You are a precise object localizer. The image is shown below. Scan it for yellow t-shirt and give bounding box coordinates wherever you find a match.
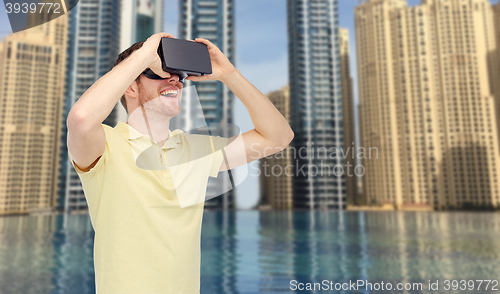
[68,121,228,294]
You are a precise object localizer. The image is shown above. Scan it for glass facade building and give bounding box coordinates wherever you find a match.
[178,0,236,210]
[287,0,346,209]
[59,0,121,213]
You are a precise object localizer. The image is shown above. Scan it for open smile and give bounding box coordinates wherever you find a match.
[160,88,179,98]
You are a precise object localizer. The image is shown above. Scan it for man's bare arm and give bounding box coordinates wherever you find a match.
[218,69,294,172]
[185,38,294,172]
[66,33,174,170]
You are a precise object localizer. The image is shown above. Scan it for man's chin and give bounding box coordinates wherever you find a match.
[161,102,180,110]
[162,107,181,117]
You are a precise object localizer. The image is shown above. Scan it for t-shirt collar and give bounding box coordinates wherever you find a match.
[115,121,182,149]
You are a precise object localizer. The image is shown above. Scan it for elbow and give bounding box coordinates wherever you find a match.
[67,108,94,133]
[67,109,85,129]
[280,128,294,149]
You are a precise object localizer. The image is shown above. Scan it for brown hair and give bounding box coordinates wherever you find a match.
[113,41,145,115]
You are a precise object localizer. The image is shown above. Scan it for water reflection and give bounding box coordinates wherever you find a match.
[255,211,500,294]
[0,214,94,294]
[0,211,499,294]
[201,210,238,294]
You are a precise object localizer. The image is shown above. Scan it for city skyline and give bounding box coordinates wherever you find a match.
[0,0,499,210]
[0,0,368,209]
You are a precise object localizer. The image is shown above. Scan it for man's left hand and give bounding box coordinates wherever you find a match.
[185,38,236,83]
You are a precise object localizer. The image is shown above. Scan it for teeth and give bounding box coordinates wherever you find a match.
[160,89,178,96]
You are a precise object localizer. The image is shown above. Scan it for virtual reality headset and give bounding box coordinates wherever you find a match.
[152,38,212,83]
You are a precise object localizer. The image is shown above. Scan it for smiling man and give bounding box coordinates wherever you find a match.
[66,32,293,294]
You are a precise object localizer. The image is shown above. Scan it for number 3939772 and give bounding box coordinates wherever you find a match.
[5,2,62,14]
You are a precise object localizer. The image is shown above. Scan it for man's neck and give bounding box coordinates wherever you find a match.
[127,106,171,146]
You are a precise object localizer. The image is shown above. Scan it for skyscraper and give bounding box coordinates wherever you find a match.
[287,0,345,209]
[116,0,164,123]
[492,0,500,143]
[60,0,121,213]
[0,14,67,215]
[495,1,500,102]
[178,0,236,209]
[338,28,358,205]
[355,0,500,209]
[259,86,293,209]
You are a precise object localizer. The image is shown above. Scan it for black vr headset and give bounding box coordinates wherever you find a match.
[143,38,212,83]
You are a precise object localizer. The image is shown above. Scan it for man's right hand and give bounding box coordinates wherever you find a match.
[137,32,175,79]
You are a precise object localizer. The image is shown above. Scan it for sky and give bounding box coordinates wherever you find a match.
[0,0,499,209]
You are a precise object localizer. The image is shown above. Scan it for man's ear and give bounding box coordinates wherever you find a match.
[124,80,139,99]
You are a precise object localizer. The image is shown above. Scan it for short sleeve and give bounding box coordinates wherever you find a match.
[208,136,229,178]
[68,130,109,180]
[67,125,110,227]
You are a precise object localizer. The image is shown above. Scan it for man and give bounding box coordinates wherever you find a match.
[66,32,293,293]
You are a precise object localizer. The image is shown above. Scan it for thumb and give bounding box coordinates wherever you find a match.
[187,75,210,82]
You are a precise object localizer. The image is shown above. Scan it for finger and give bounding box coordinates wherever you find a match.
[186,75,208,82]
[152,68,170,79]
[157,32,174,39]
[194,38,216,49]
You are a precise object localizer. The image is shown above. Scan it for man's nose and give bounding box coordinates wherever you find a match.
[167,74,179,83]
